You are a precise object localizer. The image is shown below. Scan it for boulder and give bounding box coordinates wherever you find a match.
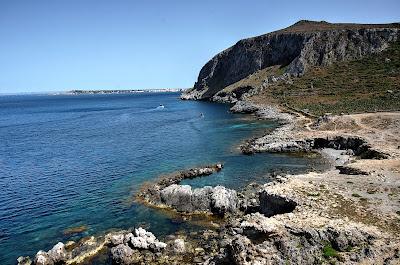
[160,184,239,215]
[111,244,135,265]
[151,241,167,252]
[191,186,213,211]
[211,186,238,216]
[131,236,149,249]
[34,251,53,265]
[172,239,186,254]
[128,227,167,252]
[226,235,253,264]
[47,242,68,263]
[106,232,125,246]
[16,256,32,265]
[160,184,193,212]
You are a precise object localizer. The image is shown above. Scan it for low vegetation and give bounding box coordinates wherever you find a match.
[248,41,400,116]
[322,242,339,259]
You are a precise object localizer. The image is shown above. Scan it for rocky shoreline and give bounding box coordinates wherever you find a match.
[17,100,400,264]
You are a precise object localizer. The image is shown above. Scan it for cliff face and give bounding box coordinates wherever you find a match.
[182,21,400,100]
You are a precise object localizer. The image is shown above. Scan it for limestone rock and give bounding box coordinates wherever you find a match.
[172,239,186,254]
[211,186,238,216]
[127,227,167,252]
[16,256,32,265]
[191,186,213,211]
[230,101,259,114]
[106,232,126,246]
[47,242,68,263]
[160,184,193,212]
[159,184,238,215]
[111,244,135,265]
[131,236,149,249]
[34,251,53,265]
[183,21,400,100]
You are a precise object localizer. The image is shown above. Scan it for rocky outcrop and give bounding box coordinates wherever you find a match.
[159,184,238,216]
[242,122,389,158]
[110,244,136,265]
[259,191,297,217]
[182,20,400,100]
[136,164,242,216]
[33,242,68,265]
[18,228,168,265]
[17,256,32,265]
[136,164,223,206]
[134,162,241,216]
[229,101,260,113]
[171,239,186,254]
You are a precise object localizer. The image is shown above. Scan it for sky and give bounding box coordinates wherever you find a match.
[0,0,399,93]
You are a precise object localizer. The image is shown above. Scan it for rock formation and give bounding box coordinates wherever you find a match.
[136,163,240,216]
[182,20,400,100]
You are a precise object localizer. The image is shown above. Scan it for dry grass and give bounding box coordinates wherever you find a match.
[248,40,400,115]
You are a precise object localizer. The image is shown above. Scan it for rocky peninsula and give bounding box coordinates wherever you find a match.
[17,20,400,264]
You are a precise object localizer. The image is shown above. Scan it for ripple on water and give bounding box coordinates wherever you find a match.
[0,93,329,264]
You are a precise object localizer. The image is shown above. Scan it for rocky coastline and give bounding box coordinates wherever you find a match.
[18,98,400,264]
[17,20,400,265]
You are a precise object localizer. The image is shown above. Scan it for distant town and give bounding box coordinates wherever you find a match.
[66,88,187,95]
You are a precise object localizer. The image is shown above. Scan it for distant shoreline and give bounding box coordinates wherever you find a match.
[0,88,188,96]
[65,88,187,95]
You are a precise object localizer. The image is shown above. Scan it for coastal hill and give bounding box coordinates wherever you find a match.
[182,20,400,114]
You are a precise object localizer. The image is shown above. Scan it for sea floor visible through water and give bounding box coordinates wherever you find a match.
[0,92,329,264]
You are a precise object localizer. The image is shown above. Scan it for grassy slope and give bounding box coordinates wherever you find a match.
[247,40,400,116]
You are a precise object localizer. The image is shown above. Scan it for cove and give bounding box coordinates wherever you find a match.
[0,92,328,264]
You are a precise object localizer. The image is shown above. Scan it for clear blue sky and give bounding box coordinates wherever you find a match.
[0,0,399,93]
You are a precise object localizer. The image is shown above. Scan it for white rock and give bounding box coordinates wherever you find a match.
[131,236,149,249]
[172,238,186,253]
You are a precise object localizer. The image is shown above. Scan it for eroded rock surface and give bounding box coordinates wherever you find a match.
[159,184,238,216]
[182,21,400,100]
[136,164,242,216]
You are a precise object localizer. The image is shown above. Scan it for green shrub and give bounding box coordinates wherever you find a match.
[323,243,339,259]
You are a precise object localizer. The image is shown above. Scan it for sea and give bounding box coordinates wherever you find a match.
[0,92,328,264]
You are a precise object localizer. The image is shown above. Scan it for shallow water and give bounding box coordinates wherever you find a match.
[0,93,328,263]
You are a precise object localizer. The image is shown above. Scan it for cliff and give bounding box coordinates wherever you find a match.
[182,20,400,100]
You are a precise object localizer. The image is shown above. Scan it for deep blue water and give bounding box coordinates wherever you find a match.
[0,93,327,264]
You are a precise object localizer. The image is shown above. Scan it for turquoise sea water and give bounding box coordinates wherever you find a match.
[0,93,327,264]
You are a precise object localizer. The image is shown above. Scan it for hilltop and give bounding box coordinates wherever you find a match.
[182,20,400,116]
